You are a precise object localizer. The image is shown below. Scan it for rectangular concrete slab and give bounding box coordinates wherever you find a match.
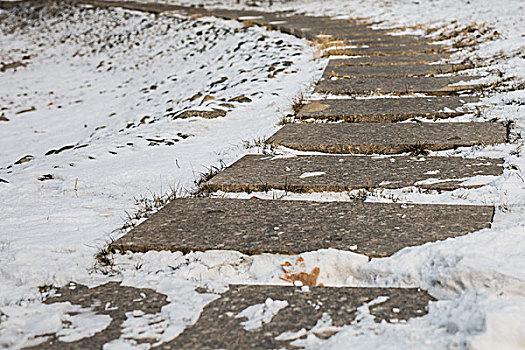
[75,0,184,14]
[340,35,431,47]
[204,154,503,193]
[39,282,435,349]
[305,28,394,39]
[314,76,482,95]
[297,96,479,122]
[30,282,169,349]
[328,54,450,66]
[323,63,473,78]
[164,285,435,349]
[113,198,493,257]
[324,44,446,57]
[268,122,506,154]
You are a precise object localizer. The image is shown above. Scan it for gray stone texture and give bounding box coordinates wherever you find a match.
[324,44,445,57]
[113,198,494,257]
[297,96,479,122]
[163,285,434,349]
[328,54,451,66]
[315,76,482,95]
[324,63,473,78]
[339,35,431,47]
[26,282,435,349]
[73,0,182,14]
[26,282,168,349]
[204,154,503,193]
[268,122,506,154]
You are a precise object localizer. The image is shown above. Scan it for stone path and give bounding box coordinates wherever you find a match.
[328,54,450,65]
[13,0,506,348]
[296,96,479,122]
[314,76,482,95]
[268,122,505,153]
[163,285,434,349]
[34,282,434,349]
[113,198,493,258]
[205,155,502,192]
[323,63,472,78]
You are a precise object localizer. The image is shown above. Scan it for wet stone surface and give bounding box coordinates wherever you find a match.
[113,198,494,257]
[204,154,503,193]
[315,76,482,95]
[162,285,434,349]
[26,282,168,350]
[268,122,506,154]
[324,63,473,78]
[297,96,479,122]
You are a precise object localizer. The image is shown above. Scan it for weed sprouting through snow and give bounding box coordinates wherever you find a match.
[38,283,58,301]
[243,137,275,154]
[401,142,430,156]
[291,92,305,115]
[118,185,184,232]
[91,237,119,276]
[191,161,228,196]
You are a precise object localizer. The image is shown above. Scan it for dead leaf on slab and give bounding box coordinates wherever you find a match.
[280,257,322,286]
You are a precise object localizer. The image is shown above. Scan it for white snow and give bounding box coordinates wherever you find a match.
[0,302,111,348]
[276,313,341,348]
[235,297,289,331]
[299,171,326,179]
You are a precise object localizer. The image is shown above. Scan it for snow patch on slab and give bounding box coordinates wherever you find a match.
[299,171,326,179]
[235,298,289,331]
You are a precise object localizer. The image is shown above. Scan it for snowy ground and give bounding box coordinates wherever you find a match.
[1,0,524,349]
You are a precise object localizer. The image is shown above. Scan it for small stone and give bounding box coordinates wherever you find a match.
[38,174,54,181]
[175,109,227,119]
[15,106,36,115]
[188,92,203,102]
[15,155,34,165]
[229,95,252,103]
[201,95,215,104]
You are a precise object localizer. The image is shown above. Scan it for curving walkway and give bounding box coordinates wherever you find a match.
[17,0,508,348]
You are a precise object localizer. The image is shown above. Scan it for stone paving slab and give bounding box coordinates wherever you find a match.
[31,282,435,349]
[315,76,482,95]
[74,0,180,14]
[164,285,435,349]
[0,0,25,9]
[113,198,493,257]
[324,63,473,78]
[328,54,450,66]
[297,96,479,122]
[340,35,431,47]
[324,44,446,57]
[304,28,393,40]
[27,282,168,349]
[268,122,506,154]
[204,154,503,193]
